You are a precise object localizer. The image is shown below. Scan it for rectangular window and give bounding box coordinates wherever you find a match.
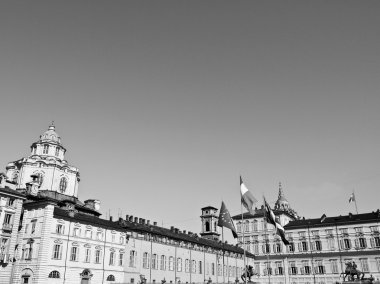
[43,144,49,154]
[95,250,102,263]
[129,250,137,268]
[360,258,369,272]
[85,230,92,239]
[52,244,62,259]
[70,247,78,261]
[185,259,190,272]
[4,213,12,225]
[109,251,115,265]
[24,224,29,234]
[212,263,215,275]
[73,227,80,237]
[177,258,182,272]
[327,238,335,250]
[30,220,37,235]
[97,232,103,241]
[55,147,60,156]
[161,255,166,270]
[288,242,295,252]
[85,248,91,263]
[169,256,174,271]
[330,259,338,274]
[119,253,124,266]
[143,252,150,269]
[56,224,64,234]
[199,261,202,274]
[152,254,157,269]
[289,262,297,275]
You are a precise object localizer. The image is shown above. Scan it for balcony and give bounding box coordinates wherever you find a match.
[2,223,13,232]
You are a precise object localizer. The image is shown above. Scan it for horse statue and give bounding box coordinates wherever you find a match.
[341,261,365,281]
[241,265,257,282]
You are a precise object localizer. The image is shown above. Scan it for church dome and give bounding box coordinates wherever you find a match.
[39,122,61,144]
[274,182,290,210]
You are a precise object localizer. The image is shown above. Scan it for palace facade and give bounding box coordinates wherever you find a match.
[232,185,380,284]
[0,124,253,284]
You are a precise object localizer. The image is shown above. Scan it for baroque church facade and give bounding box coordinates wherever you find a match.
[232,184,380,283]
[0,124,253,284]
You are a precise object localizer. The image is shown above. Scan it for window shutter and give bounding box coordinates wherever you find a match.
[298,243,302,252]
[273,244,276,252]
[363,238,367,248]
[339,239,344,249]
[354,238,359,249]
[370,237,375,248]
[62,225,65,235]
[300,267,305,274]
[311,242,315,251]
[262,244,265,253]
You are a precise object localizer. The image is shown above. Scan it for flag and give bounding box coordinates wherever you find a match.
[217,201,238,238]
[320,213,326,223]
[240,176,257,214]
[264,198,289,245]
[349,192,355,203]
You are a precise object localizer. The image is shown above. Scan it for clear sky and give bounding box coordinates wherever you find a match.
[1,1,379,241]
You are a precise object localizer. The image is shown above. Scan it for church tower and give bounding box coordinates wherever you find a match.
[5,123,80,198]
[200,206,220,241]
[274,182,299,219]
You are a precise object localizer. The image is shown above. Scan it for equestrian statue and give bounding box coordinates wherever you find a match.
[241,265,258,282]
[341,261,365,282]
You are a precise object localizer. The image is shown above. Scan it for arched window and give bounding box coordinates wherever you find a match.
[36,173,44,186]
[48,270,60,278]
[107,275,115,281]
[59,177,67,193]
[205,221,210,231]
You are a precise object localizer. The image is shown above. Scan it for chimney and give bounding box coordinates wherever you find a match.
[125,215,129,220]
[170,226,174,231]
[129,216,133,222]
[139,218,143,224]
[110,216,113,221]
[183,230,186,234]
[142,219,145,225]
[153,221,157,226]
[147,220,150,225]
[134,217,138,223]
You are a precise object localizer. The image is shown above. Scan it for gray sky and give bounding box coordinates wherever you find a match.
[1,1,379,240]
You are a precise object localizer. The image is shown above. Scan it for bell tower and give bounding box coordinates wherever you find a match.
[200,206,220,241]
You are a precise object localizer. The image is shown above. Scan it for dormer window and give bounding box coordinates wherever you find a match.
[55,147,60,157]
[43,144,49,154]
[59,177,67,193]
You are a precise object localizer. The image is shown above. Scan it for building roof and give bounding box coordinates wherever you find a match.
[0,187,26,199]
[285,210,380,229]
[53,207,254,257]
[201,205,218,211]
[231,207,295,220]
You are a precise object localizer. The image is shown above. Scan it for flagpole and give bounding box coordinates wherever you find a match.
[241,202,247,284]
[353,189,359,214]
[222,227,225,284]
[263,197,271,284]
